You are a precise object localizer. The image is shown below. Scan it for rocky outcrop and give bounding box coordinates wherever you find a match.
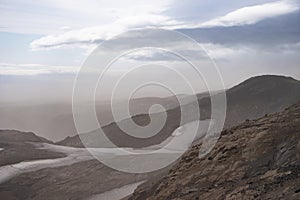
[130,102,300,200]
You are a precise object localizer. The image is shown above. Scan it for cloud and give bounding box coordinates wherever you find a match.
[29,0,299,50]
[121,43,249,62]
[0,0,173,35]
[0,63,79,75]
[201,43,250,60]
[30,14,180,50]
[180,11,300,47]
[198,0,299,28]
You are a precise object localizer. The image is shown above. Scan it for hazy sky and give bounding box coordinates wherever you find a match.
[0,0,299,102]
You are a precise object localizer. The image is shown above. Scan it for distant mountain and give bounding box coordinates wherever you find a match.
[0,130,64,166]
[0,96,181,141]
[129,101,300,199]
[58,75,300,148]
[56,107,182,148]
[0,130,52,143]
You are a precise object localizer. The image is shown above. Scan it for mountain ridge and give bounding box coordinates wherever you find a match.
[57,75,300,148]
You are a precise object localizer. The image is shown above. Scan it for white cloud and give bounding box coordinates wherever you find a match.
[199,0,299,28]
[0,63,79,75]
[200,43,250,60]
[0,0,173,35]
[30,14,181,50]
[30,14,176,50]
[29,0,299,50]
[115,43,250,63]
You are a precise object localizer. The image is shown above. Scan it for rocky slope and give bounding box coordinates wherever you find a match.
[58,75,300,148]
[129,102,300,200]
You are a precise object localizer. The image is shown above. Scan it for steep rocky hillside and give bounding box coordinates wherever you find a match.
[129,102,300,200]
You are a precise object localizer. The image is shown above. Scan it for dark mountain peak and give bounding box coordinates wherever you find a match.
[223,75,300,127]
[228,74,299,94]
[242,74,296,82]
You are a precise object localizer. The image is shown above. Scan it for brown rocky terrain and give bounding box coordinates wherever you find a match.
[129,102,300,200]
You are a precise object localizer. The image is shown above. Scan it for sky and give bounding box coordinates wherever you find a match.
[0,0,299,103]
